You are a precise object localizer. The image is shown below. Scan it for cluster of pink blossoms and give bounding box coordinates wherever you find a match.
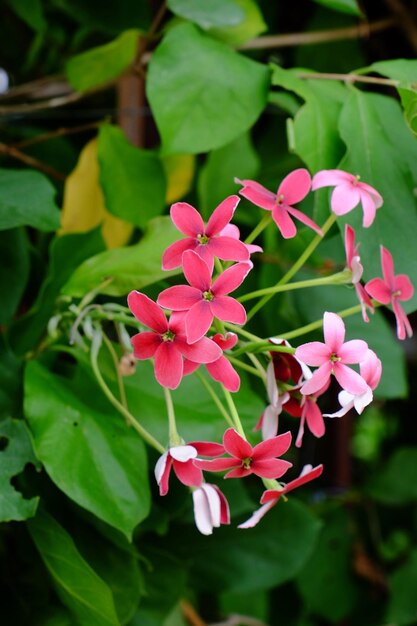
[127,167,414,534]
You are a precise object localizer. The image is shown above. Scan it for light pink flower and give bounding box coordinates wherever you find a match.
[127,292,222,389]
[365,246,414,340]
[155,441,225,496]
[324,349,382,418]
[235,169,322,239]
[195,427,292,479]
[255,362,289,440]
[192,483,230,535]
[183,332,240,392]
[162,196,249,273]
[344,224,374,322]
[312,169,383,228]
[295,381,329,448]
[295,312,369,396]
[219,223,263,256]
[158,250,251,344]
[238,464,323,529]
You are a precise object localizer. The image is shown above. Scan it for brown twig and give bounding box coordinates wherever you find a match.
[181,600,208,626]
[13,119,109,149]
[0,142,66,181]
[295,71,402,87]
[384,0,417,53]
[239,17,396,50]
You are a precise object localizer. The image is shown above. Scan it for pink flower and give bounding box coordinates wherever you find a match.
[344,224,374,322]
[312,169,383,228]
[255,362,290,440]
[192,483,230,535]
[219,223,263,256]
[324,349,382,418]
[238,464,323,529]
[155,442,225,496]
[295,312,369,396]
[295,381,329,448]
[365,246,414,340]
[127,292,222,389]
[183,332,240,392]
[162,196,249,273]
[235,169,322,239]
[157,250,251,344]
[195,427,292,479]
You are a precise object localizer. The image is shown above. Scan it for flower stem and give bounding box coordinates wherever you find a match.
[245,212,272,245]
[280,303,364,341]
[247,354,267,381]
[196,371,234,427]
[228,356,265,379]
[163,387,181,447]
[238,269,351,303]
[223,322,262,342]
[222,388,246,439]
[246,213,337,321]
[90,330,165,453]
[232,341,296,359]
[102,333,128,409]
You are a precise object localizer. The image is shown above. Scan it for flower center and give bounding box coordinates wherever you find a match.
[242,457,252,470]
[352,174,361,186]
[197,233,209,245]
[162,330,175,342]
[330,353,341,363]
[275,193,285,205]
[203,290,214,301]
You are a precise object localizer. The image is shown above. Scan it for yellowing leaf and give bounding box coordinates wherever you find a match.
[162,153,195,204]
[60,139,133,249]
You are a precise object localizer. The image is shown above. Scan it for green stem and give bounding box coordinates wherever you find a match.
[196,371,234,427]
[246,213,336,321]
[223,322,262,342]
[222,388,246,438]
[238,269,350,303]
[92,310,142,328]
[232,341,295,359]
[280,303,364,342]
[228,356,264,379]
[247,354,267,381]
[90,332,165,453]
[244,212,272,245]
[102,333,128,409]
[78,277,114,310]
[163,387,181,446]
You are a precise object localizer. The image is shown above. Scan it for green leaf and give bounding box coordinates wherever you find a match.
[52,0,150,35]
[10,229,105,356]
[0,169,60,231]
[386,550,417,625]
[0,418,39,522]
[311,0,362,16]
[67,30,140,92]
[28,509,119,626]
[369,448,417,505]
[0,338,23,418]
[0,228,29,325]
[169,499,321,593]
[5,0,46,31]
[208,0,267,46]
[398,87,417,136]
[147,23,270,154]
[98,125,166,227]
[367,58,417,83]
[167,0,244,29]
[338,89,417,313]
[297,507,358,621]
[24,360,151,538]
[197,132,260,219]
[62,216,180,298]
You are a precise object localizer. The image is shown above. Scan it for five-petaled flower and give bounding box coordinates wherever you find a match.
[365,246,414,340]
[192,483,230,535]
[235,169,323,239]
[238,465,323,529]
[295,311,369,396]
[195,427,292,479]
[127,292,222,389]
[344,224,374,322]
[312,169,383,228]
[157,250,251,344]
[183,332,240,392]
[162,196,249,273]
[154,442,225,495]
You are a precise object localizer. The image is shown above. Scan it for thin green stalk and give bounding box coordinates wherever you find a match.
[232,341,295,359]
[228,357,264,379]
[238,269,350,303]
[222,388,246,438]
[78,277,114,310]
[223,322,263,342]
[280,303,363,341]
[247,353,267,381]
[246,213,337,321]
[196,371,234,427]
[90,332,165,453]
[244,212,272,245]
[163,387,181,446]
[102,333,128,409]
[92,309,142,328]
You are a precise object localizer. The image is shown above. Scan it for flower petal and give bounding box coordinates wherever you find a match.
[238,501,276,529]
[323,311,345,352]
[169,445,198,462]
[194,457,240,472]
[277,168,311,205]
[271,205,297,239]
[162,238,196,271]
[177,336,222,363]
[131,332,161,359]
[205,195,240,236]
[185,301,214,344]
[191,442,225,456]
[208,236,250,263]
[207,356,240,392]
[182,249,212,291]
[301,362,333,395]
[365,277,391,304]
[252,458,292,479]
[157,285,201,311]
[338,339,368,364]
[154,342,183,389]
[223,428,252,459]
[155,454,172,496]
[380,246,395,288]
[252,431,292,460]
[210,296,247,325]
[295,341,330,366]
[304,400,325,437]
[200,483,221,527]
[235,178,276,211]
[212,262,252,296]
[173,458,202,487]
[394,274,414,302]
[330,184,361,215]
[170,202,204,236]
[359,190,377,228]
[312,169,352,190]
[192,487,213,535]
[127,291,167,332]
[333,362,368,395]
[285,206,323,236]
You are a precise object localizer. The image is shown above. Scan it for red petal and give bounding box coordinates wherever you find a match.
[223,428,252,459]
[271,205,297,239]
[207,356,240,392]
[277,168,311,205]
[236,179,276,211]
[185,301,214,344]
[162,238,195,270]
[157,285,201,311]
[131,332,161,359]
[177,335,222,363]
[208,236,250,263]
[212,262,252,296]
[252,431,292,460]
[252,458,292,479]
[127,291,167,332]
[205,195,239,236]
[173,459,203,487]
[182,249,212,291]
[154,342,183,389]
[170,202,204,236]
[210,296,247,325]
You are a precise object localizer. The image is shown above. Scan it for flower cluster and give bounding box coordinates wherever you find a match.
[127,167,413,534]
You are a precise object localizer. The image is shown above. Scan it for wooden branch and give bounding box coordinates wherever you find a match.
[0,142,66,181]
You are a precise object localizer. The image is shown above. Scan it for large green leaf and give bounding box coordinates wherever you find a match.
[98,125,166,228]
[311,0,362,15]
[338,89,417,313]
[28,509,119,626]
[208,0,267,46]
[0,338,23,418]
[386,550,417,625]
[147,23,270,154]
[0,169,60,231]
[67,30,140,92]
[52,0,150,34]
[368,448,417,505]
[168,499,321,593]
[0,228,29,325]
[0,418,39,522]
[197,132,260,219]
[62,216,180,297]
[296,507,358,621]
[167,0,244,29]
[24,360,151,538]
